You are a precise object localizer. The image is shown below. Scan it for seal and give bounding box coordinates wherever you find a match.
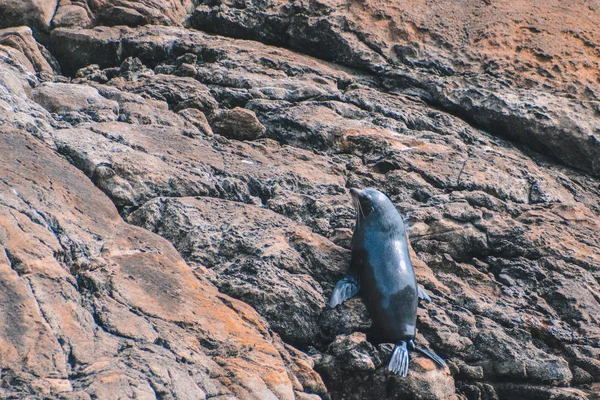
[330,188,446,376]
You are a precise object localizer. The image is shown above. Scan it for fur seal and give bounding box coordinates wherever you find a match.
[330,188,446,376]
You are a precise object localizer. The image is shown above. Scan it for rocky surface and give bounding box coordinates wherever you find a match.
[0,1,599,399]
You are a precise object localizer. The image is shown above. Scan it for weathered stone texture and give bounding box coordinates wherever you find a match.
[0,1,599,399]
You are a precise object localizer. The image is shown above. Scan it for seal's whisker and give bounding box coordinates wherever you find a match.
[357,199,365,221]
[352,197,362,226]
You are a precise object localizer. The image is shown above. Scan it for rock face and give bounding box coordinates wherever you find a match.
[190,0,600,177]
[0,1,599,400]
[0,130,325,400]
[0,0,58,32]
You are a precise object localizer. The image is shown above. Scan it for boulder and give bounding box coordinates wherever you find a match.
[212,107,266,141]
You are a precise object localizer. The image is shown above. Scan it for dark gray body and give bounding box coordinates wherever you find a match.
[350,190,418,342]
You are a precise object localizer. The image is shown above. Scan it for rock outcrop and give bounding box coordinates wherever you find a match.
[0,1,599,399]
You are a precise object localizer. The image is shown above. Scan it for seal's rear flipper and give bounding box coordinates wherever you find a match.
[329,275,359,308]
[412,344,446,369]
[417,285,431,302]
[388,341,410,377]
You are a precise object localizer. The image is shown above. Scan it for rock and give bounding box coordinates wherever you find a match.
[212,107,266,141]
[189,2,386,70]
[0,0,58,32]
[52,0,93,28]
[0,26,57,76]
[52,123,214,208]
[0,127,318,399]
[177,108,213,136]
[457,383,499,400]
[316,333,458,400]
[1,0,195,31]
[471,320,573,385]
[119,56,145,74]
[190,0,600,177]
[1,2,600,399]
[100,71,220,117]
[0,53,55,142]
[128,196,349,347]
[49,26,128,76]
[26,22,600,398]
[430,85,600,178]
[50,116,347,219]
[571,366,593,385]
[88,0,196,27]
[493,383,589,400]
[32,82,120,124]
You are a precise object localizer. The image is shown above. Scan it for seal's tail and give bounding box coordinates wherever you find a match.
[388,341,410,376]
[412,344,447,369]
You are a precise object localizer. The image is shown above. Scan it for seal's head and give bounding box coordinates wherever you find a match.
[349,188,404,229]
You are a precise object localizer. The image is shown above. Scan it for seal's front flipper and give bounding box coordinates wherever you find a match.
[412,343,446,369]
[388,341,410,377]
[417,285,431,302]
[329,275,359,308]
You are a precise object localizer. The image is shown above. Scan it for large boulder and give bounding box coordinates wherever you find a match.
[0,0,58,31]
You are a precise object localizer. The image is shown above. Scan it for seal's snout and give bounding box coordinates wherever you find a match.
[349,187,361,197]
